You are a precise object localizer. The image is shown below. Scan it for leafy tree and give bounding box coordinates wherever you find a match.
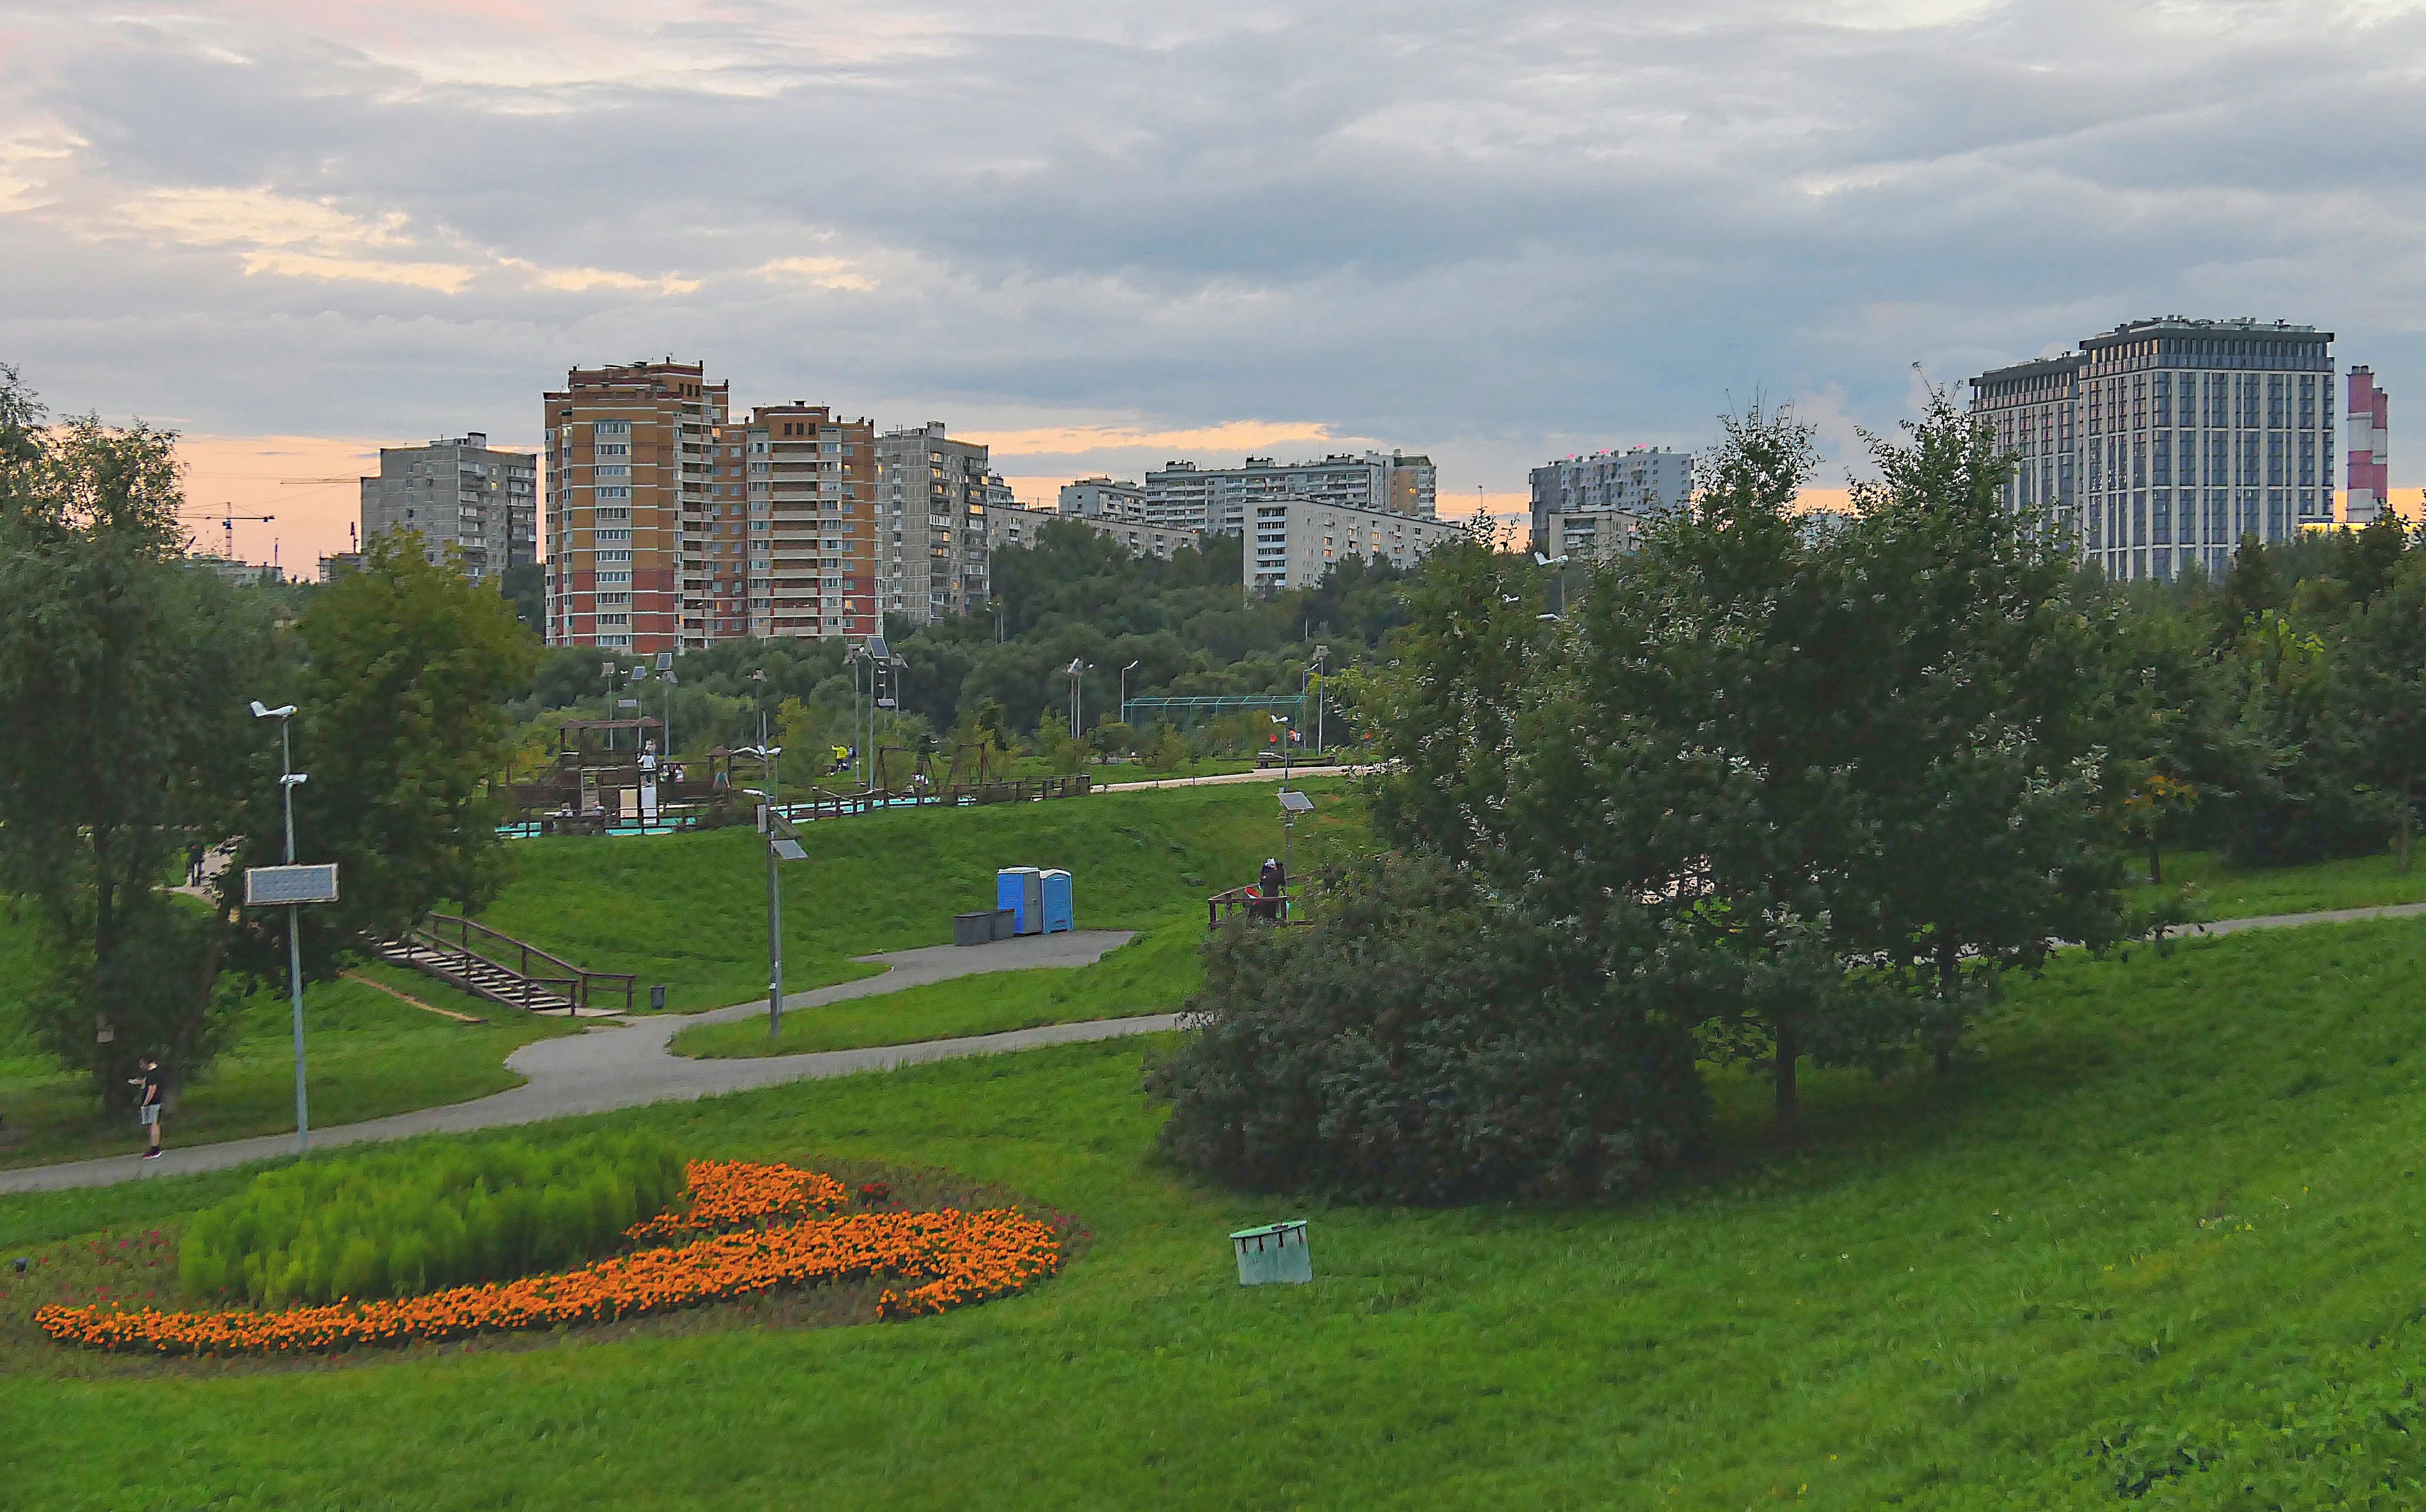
[500,561,545,632]
[2345,554,2426,872]
[223,532,538,971]
[1149,855,1707,1203]
[0,371,276,1103]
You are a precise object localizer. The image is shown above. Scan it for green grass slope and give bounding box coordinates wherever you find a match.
[0,943,572,1171]
[671,914,1205,1057]
[8,919,2426,1506]
[2134,846,2426,919]
[478,780,1357,1010]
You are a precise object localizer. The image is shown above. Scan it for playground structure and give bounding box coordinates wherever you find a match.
[497,720,1088,839]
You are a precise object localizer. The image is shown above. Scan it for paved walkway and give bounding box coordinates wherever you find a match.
[1090,765,1379,793]
[13,897,2423,1197]
[0,930,1172,1195]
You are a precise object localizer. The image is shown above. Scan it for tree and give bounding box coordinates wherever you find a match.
[500,561,546,633]
[223,533,539,972]
[1149,854,1708,1202]
[2345,554,2426,872]
[0,371,277,1103]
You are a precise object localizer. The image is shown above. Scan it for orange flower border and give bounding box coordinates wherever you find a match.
[36,1163,1062,1357]
[624,1160,847,1243]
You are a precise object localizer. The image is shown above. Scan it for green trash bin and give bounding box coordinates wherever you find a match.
[1231,1220,1312,1285]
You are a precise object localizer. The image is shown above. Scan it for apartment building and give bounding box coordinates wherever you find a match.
[703,403,878,643]
[875,422,990,626]
[1541,508,1651,564]
[1246,497,1459,593]
[1059,476,1146,521]
[544,362,726,653]
[2348,366,2391,525]
[987,502,1201,562]
[359,432,537,583]
[1146,451,1437,533]
[1527,445,1691,552]
[1972,317,2338,581]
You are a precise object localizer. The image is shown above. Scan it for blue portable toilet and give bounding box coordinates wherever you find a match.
[997,867,1044,935]
[1040,869,1073,934]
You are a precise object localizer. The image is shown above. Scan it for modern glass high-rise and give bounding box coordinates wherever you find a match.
[1972,318,2336,582]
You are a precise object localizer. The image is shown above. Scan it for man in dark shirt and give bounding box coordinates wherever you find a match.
[132,1055,165,1158]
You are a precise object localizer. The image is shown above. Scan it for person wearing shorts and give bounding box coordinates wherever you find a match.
[132,1055,164,1158]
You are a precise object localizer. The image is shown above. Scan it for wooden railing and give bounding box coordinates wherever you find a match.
[422,913,637,1015]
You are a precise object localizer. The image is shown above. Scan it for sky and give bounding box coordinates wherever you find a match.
[2,0,2422,569]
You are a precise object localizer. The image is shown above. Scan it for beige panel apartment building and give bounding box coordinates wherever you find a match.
[1247,497,1459,593]
[702,404,877,642]
[544,362,727,654]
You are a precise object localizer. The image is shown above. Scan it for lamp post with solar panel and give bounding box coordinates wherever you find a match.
[740,742,803,1040]
[246,699,336,1154]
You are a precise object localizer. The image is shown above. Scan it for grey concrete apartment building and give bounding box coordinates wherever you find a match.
[1146,451,1437,533]
[875,422,991,626]
[987,502,1200,563]
[1059,475,1147,521]
[1247,497,1459,593]
[1971,317,2337,581]
[1526,445,1692,557]
[359,432,537,585]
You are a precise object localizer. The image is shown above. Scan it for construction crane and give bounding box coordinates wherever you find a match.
[176,507,275,560]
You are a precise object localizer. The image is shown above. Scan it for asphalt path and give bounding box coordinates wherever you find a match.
[0,929,1166,1195]
[11,898,2424,1197]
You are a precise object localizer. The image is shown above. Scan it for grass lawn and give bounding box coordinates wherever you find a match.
[6,917,2426,1506]
[0,951,573,1172]
[477,778,1360,1012]
[671,912,1205,1057]
[2135,845,2426,919]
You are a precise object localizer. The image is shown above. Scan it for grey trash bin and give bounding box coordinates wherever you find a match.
[991,907,1017,941]
[1232,1220,1312,1285]
[952,911,994,948]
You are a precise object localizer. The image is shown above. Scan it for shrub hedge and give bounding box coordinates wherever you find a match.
[1148,855,1708,1204]
[177,1132,686,1307]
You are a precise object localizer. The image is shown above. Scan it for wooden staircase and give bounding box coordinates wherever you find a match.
[365,915,637,1018]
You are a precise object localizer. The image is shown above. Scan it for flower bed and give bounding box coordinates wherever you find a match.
[36,1162,1060,1357]
[623,1159,847,1243]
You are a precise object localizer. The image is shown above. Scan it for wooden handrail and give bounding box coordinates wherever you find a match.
[423,914,637,1015]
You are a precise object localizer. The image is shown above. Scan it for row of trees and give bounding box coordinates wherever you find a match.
[1156,393,2297,1202]
[0,369,532,1108]
[502,525,1408,763]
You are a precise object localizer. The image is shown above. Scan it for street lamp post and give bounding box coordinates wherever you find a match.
[1120,659,1139,730]
[250,700,311,1153]
[741,744,785,1039]
[1310,645,1327,755]
[1269,713,1293,784]
[1533,551,1571,620]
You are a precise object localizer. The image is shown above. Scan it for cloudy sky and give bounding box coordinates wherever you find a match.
[3,0,2421,567]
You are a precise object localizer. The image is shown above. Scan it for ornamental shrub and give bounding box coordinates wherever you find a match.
[178,1132,685,1305]
[1147,855,1707,1204]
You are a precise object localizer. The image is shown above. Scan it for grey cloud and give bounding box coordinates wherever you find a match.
[3,0,2422,495]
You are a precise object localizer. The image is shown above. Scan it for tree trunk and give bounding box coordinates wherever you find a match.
[1773,1018,1799,1139]
[2401,767,2415,876]
[1933,942,1961,1075]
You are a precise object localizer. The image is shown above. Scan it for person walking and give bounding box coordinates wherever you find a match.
[184,841,205,887]
[130,1055,165,1158]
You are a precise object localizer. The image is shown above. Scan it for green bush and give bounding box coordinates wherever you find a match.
[177,1132,686,1306]
[1147,855,1707,1204]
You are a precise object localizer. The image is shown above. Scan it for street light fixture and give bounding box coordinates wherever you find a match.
[739,741,790,1039]
[1119,660,1140,729]
[249,700,311,1152]
[1533,550,1571,620]
[1066,658,1090,742]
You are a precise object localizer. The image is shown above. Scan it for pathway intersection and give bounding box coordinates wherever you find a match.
[0,929,1165,1195]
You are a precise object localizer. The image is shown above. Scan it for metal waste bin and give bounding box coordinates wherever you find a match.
[992,907,1017,941]
[952,911,995,948]
[649,984,667,1012]
[1232,1220,1312,1285]
[996,867,1044,935]
[1040,869,1073,934]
